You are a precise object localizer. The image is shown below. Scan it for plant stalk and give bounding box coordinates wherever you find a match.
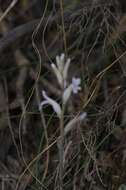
[59,104,65,190]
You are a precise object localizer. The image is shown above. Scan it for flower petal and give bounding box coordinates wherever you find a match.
[62,84,72,105]
[39,100,48,111]
[60,53,65,63]
[42,91,62,118]
[56,53,65,72]
[56,55,60,68]
[72,77,81,94]
[51,63,63,86]
[72,77,81,85]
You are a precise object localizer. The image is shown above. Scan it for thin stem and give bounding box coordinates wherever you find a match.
[59,109,64,190]
[59,105,64,190]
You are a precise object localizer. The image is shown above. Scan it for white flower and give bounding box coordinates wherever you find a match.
[72,77,81,94]
[62,77,82,105]
[39,91,62,118]
[51,53,71,87]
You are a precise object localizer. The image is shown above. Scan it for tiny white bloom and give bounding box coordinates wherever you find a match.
[39,91,62,118]
[72,77,81,94]
[62,77,82,104]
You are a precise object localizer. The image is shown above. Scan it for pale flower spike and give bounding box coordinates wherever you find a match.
[51,53,71,88]
[39,91,62,118]
[40,54,84,116]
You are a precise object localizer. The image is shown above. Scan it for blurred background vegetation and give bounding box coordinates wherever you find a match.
[0,0,126,189]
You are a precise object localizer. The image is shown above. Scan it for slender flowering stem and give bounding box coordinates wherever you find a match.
[39,53,86,190]
[58,83,65,190]
[58,104,64,190]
